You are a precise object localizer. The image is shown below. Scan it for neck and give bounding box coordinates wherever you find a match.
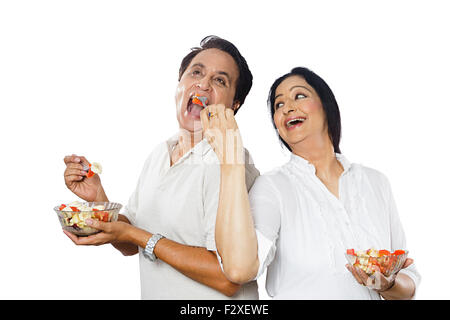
[174,128,204,157]
[290,135,341,177]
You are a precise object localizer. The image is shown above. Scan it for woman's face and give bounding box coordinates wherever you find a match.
[273,75,328,150]
[175,48,240,133]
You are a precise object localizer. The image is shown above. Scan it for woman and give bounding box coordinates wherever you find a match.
[202,67,421,299]
[62,36,260,299]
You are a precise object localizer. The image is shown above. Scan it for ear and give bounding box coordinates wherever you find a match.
[232,100,241,112]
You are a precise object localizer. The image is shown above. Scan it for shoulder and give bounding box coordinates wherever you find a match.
[355,164,390,186]
[140,140,167,170]
[249,166,288,199]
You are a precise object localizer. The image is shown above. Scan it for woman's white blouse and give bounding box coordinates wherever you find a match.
[251,153,421,299]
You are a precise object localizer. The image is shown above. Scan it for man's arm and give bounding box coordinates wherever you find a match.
[123,222,241,297]
[66,215,241,297]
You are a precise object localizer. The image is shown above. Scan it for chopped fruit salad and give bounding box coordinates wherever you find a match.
[58,201,109,230]
[346,248,407,276]
[83,162,102,178]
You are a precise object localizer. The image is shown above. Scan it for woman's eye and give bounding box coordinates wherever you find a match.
[275,102,284,109]
[295,93,306,99]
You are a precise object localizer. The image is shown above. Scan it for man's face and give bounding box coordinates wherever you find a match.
[175,48,240,133]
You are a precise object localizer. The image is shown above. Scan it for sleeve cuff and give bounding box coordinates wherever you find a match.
[254,229,277,279]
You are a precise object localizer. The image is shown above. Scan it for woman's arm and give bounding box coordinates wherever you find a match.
[379,272,416,300]
[215,164,259,284]
[200,105,259,284]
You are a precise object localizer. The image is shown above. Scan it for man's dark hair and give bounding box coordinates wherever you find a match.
[268,67,342,153]
[178,35,253,114]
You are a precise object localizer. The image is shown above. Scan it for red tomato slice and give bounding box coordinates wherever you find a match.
[379,250,390,256]
[394,250,405,256]
[86,168,95,178]
[347,249,356,256]
[70,207,80,212]
[59,204,67,210]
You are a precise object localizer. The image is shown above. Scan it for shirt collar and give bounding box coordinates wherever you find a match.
[166,133,212,158]
[289,152,352,174]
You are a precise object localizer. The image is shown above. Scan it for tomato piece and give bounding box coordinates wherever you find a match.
[59,204,67,210]
[394,250,405,256]
[101,212,109,222]
[86,168,95,178]
[70,206,80,212]
[94,211,109,222]
[379,250,390,256]
[347,249,356,256]
[192,97,202,106]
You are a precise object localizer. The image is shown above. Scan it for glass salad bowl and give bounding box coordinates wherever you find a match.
[54,201,122,236]
[345,248,409,277]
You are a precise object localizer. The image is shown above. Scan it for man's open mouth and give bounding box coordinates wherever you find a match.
[187,94,208,118]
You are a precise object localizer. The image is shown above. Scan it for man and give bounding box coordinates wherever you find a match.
[62,36,260,299]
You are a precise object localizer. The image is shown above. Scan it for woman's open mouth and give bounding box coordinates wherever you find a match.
[285,116,306,130]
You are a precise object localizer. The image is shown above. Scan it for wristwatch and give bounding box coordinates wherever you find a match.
[143,233,165,262]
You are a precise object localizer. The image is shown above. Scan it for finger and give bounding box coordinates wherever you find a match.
[346,265,364,285]
[200,108,210,130]
[65,175,84,184]
[85,218,107,231]
[402,258,414,269]
[64,155,82,165]
[217,104,227,123]
[64,168,87,178]
[208,104,219,127]
[355,267,370,285]
[65,163,85,171]
[225,107,234,122]
[78,156,90,168]
[63,229,81,245]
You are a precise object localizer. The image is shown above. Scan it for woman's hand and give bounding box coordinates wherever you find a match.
[63,154,108,202]
[63,219,132,246]
[200,104,245,166]
[346,258,414,293]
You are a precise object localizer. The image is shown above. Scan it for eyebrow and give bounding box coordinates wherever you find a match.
[274,85,313,100]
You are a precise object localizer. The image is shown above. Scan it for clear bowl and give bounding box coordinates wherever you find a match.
[54,201,122,236]
[345,249,409,277]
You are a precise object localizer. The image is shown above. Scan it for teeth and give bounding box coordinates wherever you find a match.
[287,118,305,126]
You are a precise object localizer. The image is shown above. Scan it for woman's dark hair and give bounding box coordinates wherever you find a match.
[178,35,253,114]
[268,67,342,153]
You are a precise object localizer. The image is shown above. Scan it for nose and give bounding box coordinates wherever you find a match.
[196,76,211,91]
[282,103,296,115]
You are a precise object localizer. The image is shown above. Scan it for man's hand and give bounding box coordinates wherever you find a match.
[63,219,132,246]
[63,154,107,202]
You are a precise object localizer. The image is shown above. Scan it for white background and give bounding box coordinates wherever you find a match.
[1,0,449,299]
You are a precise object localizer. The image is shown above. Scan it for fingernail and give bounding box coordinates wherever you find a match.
[74,157,80,163]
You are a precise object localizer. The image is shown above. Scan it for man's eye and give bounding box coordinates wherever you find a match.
[295,93,306,99]
[192,70,201,76]
[215,77,226,85]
